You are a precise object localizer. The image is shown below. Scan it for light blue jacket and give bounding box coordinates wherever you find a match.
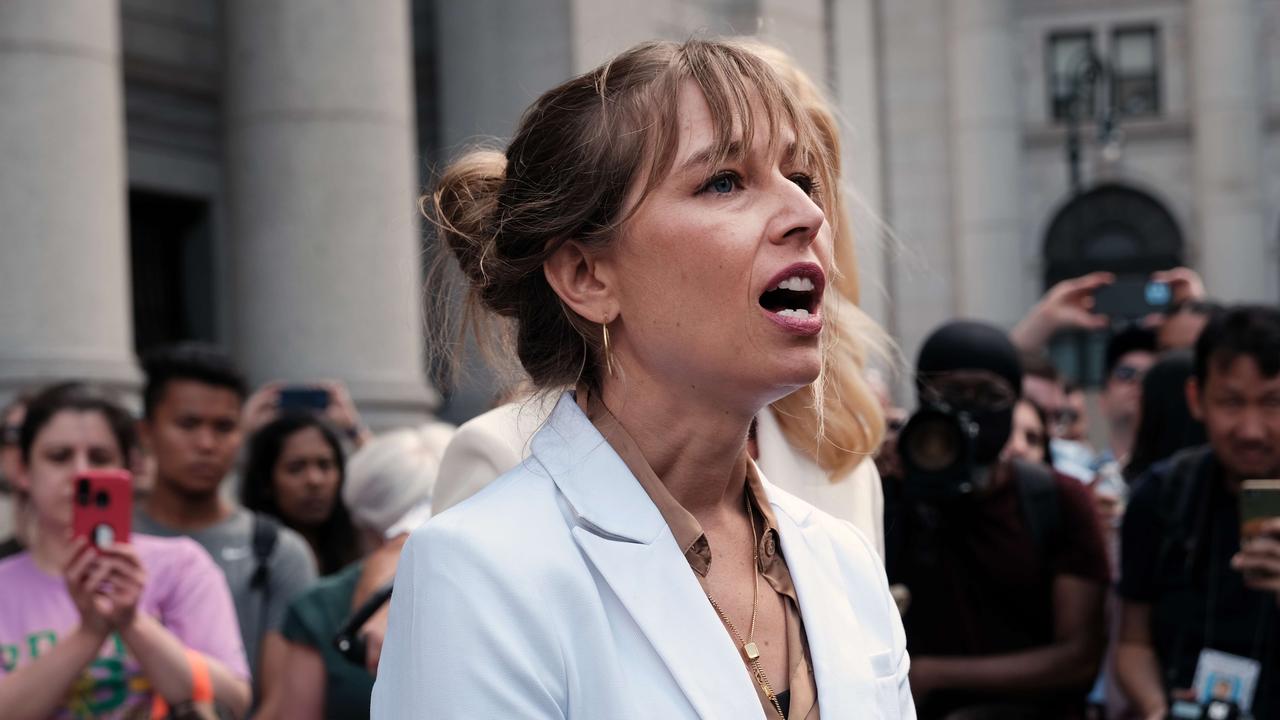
[372,393,915,719]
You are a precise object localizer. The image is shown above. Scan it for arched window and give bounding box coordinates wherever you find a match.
[1042,184,1183,386]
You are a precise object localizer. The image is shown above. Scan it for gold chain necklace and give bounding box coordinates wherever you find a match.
[705,493,785,720]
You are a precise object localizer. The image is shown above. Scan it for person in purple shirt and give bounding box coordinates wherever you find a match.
[0,383,250,720]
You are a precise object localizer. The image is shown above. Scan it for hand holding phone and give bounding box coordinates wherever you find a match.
[1234,480,1280,592]
[72,470,132,550]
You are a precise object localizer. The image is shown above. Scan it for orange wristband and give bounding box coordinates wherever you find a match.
[187,649,213,703]
[149,649,213,718]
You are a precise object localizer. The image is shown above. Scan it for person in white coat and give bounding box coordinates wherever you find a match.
[373,38,913,719]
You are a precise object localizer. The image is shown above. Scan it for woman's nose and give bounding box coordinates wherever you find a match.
[769,177,824,247]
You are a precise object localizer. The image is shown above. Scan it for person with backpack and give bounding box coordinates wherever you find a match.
[132,344,318,712]
[1116,305,1280,720]
[884,321,1110,719]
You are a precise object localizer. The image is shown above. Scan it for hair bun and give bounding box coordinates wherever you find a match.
[427,150,508,297]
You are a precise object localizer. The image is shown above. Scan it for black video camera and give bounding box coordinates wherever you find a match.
[896,399,992,503]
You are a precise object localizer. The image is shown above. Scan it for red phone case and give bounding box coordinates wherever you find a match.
[71,469,133,549]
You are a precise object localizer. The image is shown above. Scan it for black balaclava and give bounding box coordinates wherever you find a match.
[915,320,1024,465]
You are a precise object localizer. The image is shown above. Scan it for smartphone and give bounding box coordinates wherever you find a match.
[279,386,331,412]
[1240,479,1280,542]
[72,469,133,550]
[1093,277,1172,320]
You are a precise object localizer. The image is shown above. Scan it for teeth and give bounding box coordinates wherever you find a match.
[776,308,812,318]
[775,276,815,292]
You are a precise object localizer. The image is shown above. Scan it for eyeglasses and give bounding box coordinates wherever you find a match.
[920,370,1018,414]
[1111,364,1147,384]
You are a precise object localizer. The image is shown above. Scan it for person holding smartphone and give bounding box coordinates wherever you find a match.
[0,383,250,720]
[1116,306,1280,719]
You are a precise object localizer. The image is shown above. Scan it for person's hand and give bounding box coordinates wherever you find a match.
[320,380,371,446]
[65,539,146,634]
[1231,518,1280,600]
[1150,267,1206,305]
[360,602,390,674]
[1010,272,1114,352]
[242,381,283,436]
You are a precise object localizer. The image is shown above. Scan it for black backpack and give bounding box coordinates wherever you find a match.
[249,512,280,643]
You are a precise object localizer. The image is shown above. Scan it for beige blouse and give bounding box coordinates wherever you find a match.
[582,391,820,720]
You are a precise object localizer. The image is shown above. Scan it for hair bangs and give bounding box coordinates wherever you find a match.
[613,39,837,229]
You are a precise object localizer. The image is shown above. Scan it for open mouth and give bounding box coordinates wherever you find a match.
[759,263,824,317]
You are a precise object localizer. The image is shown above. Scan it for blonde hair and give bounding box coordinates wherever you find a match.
[427,39,837,390]
[749,41,890,475]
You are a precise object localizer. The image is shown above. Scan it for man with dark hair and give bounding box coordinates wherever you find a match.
[133,343,317,702]
[886,321,1109,719]
[1116,305,1280,719]
[1099,326,1158,466]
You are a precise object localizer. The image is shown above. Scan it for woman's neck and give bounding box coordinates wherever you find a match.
[599,372,757,518]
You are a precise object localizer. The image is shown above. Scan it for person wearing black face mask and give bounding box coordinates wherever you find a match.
[883,321,1110,720]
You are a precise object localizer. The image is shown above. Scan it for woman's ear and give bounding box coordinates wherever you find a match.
[543,240,618,323]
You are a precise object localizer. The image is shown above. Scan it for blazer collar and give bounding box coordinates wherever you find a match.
[532,393,765,718]
[767,480,883,715]
[530,393,884,717]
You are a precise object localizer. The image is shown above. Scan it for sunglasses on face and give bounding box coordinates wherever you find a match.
[1111,364,1146,384]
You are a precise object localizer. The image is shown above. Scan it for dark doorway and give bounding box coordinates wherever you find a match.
[128,190,216,354]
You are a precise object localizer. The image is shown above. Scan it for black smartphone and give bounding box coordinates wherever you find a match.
[278,386,331,412]
[1093,277,1171,320]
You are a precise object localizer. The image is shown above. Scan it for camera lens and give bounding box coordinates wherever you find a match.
[904,414,961,472]
[95,490,110,508]
[76,479,91,505]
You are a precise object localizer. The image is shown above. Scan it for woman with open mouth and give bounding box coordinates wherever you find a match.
[372,38,914,720]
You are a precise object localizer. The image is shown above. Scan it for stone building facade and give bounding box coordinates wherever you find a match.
[2,0,1278,424]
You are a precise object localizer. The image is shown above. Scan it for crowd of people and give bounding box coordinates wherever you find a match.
[0,35,1277,720]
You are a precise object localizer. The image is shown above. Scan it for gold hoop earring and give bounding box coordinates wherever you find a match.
[601,320,615,378]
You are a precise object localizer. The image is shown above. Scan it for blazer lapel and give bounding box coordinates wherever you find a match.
[766,479,883,717]
[531,394,765,720]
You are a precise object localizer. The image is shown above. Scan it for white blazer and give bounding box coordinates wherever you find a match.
[372,393,914,719]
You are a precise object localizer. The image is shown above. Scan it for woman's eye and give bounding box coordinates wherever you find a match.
[701,173,739,195]
[790,173,819,196]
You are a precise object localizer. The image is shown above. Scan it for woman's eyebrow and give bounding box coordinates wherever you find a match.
[678,139,802,174]
[677,139,745,174]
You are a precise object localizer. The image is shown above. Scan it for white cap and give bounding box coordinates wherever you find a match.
[342,422,455,537]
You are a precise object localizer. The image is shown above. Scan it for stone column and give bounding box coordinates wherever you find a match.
[832,0,889,328]
[225,0,435,429]
[0,0,138,399]
[1189,0,1272,302]
[947,0,1023,324]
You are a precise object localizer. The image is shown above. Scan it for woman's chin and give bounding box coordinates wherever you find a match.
[762,353,822,394]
